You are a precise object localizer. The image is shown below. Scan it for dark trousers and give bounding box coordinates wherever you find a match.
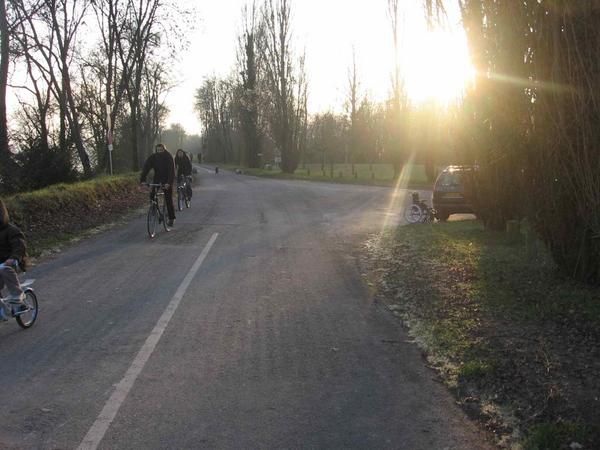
[150,187,176,221]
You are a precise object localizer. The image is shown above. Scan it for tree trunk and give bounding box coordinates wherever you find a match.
[0,0,8,161]
[63,65,92,177]
[130,103,139,171]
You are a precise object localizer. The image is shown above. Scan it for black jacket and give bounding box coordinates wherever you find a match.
[0,199,27,270]
[0,222,26,263]
[175,153,192,177]
[140,150,176,185]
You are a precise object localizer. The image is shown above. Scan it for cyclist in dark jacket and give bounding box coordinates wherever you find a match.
[175,149,193,199]
[174,149,192,178]
[140,143,176,226]
[0,199,27,303]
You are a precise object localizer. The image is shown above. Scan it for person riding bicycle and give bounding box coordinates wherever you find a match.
[174,149,193,199]
[140,143,176,227]
[0,199,28,306]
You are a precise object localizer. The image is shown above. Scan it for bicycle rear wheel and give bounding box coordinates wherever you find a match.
[16,290,38,329]
[147,204,158,238]
[404,204,423,224]
[177,188,184,211]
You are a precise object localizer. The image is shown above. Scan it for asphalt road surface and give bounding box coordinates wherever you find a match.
[0,167,492,449]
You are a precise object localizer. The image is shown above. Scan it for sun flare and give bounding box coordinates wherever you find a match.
[402,29,475,105]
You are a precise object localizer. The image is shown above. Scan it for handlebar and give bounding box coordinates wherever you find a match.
[0,261,20,273]
[142,182,169,189]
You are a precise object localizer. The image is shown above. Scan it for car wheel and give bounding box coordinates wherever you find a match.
[436,210,449,222]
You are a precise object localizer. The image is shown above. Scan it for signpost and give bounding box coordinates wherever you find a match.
[106,104,113,175]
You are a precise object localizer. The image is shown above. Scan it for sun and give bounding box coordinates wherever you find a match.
[402,29,475,105]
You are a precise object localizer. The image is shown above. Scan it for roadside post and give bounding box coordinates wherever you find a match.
[106,104,113,176]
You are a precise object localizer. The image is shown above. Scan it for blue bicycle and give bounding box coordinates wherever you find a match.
[0,268,38,329]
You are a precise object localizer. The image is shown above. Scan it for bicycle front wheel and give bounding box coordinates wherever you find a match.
[177,188,184,211]
[404,204,423,224]
[185,188,191,209]
[16,290,38,329]
[147,204,158,238]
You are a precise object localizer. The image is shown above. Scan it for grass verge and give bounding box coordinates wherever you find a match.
[5,174,146,258]
[364,220,600,448]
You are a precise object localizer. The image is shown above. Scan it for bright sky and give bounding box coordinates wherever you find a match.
[166,0,472,136]
[6,1,471,138]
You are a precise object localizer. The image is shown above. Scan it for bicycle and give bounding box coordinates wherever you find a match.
[404,192,437,224]
[0,265,38,329]
[176,175,192,211]
[145,183,170,238]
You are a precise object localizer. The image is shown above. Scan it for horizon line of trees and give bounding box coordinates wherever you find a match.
[195,0,308,174]
[194,0,456,181]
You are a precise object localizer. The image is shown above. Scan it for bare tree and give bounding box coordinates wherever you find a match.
[0,0,10,164]
[385,0,409,179]
[115,0,161,171]
[346,47,360,175]
[89,0,132,173]
[260,0,307,173]
[0,0,35,188]
[139,61,170,156]
[237,1,261,168]
[12,3,53,153]
[13,0,93,176]
[195,76,238,164]
[387,0,402,109]
[308,112,345,176]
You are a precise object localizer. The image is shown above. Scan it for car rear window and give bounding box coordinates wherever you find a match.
[437,171,463,188]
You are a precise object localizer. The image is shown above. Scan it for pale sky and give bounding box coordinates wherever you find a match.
[6,0,470,138]
[165,0,470,136]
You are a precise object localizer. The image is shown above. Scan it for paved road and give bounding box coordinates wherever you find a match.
[0,168,491,449]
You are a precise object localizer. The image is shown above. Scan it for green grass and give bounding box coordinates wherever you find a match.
[397,220,600,325]
[524,422,590,450]
[5,173,145,257]
[458,359,496,381]
[374,219,600,447]
[7,173,139,209]
[222,163,432,188]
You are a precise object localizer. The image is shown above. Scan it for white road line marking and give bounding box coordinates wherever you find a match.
[78,233,219,450]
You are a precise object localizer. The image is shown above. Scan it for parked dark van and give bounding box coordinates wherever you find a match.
[432,165,477,221]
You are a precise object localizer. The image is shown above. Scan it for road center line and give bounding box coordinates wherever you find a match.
[78,232,219,450]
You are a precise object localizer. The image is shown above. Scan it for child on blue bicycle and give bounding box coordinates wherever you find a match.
[0,199,27,304]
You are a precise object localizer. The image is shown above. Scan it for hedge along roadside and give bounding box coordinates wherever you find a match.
[4,174,147,257]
